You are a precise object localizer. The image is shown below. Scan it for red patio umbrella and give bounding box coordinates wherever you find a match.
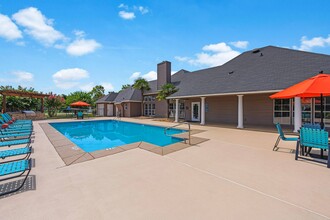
[270,73,330,128]
[70,101,90,107]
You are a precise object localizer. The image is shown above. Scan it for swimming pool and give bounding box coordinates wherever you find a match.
[50,120,186,152]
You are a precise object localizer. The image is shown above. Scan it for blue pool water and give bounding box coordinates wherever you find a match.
[50,120,186,152]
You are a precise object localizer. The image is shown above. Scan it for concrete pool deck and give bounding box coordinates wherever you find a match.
[1,117,330,219]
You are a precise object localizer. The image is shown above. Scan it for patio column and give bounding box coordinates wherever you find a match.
[237,95,244,129]
[175,99,179,123]
[201,97,206,125]
[294,97,302,132]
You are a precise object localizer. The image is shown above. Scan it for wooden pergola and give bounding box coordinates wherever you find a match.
[0,90,50,113]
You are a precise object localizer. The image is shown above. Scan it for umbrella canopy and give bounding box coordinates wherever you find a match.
[270,74,330,99]
[270,73,330,128]
[70,101,90,107]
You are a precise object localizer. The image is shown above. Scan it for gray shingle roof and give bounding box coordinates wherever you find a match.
[168,46,330,98]
[144,69,189,95]
[95,92,118,103]
[114,86,142,103]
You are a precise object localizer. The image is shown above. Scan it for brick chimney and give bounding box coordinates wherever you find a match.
[157,61,171,90]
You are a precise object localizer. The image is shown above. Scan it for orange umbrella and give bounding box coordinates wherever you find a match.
[70,101,90,107]
[270,73,330,128]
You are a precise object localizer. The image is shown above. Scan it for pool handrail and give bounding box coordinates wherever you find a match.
[164,122,191,145]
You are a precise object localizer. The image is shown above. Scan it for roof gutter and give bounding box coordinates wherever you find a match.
[166,90,281,99]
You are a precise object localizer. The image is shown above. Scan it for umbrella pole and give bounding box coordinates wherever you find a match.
[321,93,324,129]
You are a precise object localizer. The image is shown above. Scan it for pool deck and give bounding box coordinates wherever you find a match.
[1,117,330,219]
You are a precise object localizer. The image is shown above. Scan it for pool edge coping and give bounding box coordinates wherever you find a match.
[40,121,209,166]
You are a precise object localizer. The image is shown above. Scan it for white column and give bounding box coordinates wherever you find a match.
[175,99,179,123]
[201,97,206,125]
[294,97,302,133]
[237,95,244,128]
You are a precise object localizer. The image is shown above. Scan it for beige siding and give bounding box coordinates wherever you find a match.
[205,96,238,124]
[155,100,168,118]
[243,93,273,126]
[182,93,273,126]
[129,102,141,117]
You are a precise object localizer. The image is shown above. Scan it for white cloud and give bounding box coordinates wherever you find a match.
[294,35,330,51]
[118,4,128,10]
[52,68,89,89]
[12,7,65,46]
[73,30,85,38]
[137,6,149,14]
[0,71,34,83]
[175,42,242,67]
[230,41,249,49]
[101,82,114,92]
[66,38,101,56]
[119,11,135,20]
[53,68,89,81]
[0,14,23,41]
[12,71,34,81]
[142,71,157,81]
[129,72,141,80]
[80,82,94,91]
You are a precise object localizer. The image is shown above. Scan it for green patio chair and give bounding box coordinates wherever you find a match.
[77,111,84,119]
[0,159,32,196]
[296,127,330,168]
[273,123,299,151]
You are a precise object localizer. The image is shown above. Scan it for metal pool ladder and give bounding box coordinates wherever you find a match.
[164,122,191,145]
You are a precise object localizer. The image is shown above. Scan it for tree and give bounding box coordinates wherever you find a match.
[156,83,179,117]
[90,85,105,104]
[133,78,150,114]
[119,84,131,92]
[0,85,41,112]
[65,91,93,106]
[45,93,65,117]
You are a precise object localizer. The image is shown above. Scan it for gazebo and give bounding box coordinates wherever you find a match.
[0,89,50,119]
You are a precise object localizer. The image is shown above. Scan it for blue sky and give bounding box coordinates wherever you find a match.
[0,0,330,94]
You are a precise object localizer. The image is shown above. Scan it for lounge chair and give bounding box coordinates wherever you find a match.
[273,123,299,151]
[2,113,31,123]
[0,159,32,196]
[0,132,32,140]
[0,128,32,135]
[295,127,330,168]
[0,119,33,129]
[1,115,32,126]
[0,146,32,163]
[0,139,31,148]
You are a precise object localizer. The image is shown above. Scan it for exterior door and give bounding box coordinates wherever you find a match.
[107,104,113,116]
[191,102,200,121]
[97,104,104,116]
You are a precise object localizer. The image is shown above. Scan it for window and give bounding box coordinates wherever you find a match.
[273,99,291,124]
[144,103,155,116]
[169,101,185,118]
[314,97,330,125]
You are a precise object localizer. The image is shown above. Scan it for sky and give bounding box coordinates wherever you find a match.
[0,0,330,95]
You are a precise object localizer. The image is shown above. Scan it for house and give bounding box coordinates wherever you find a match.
[95,92,118,116]
[96,46,330,128]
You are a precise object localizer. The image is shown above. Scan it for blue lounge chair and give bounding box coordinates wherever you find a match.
[1,115,32,126]
[0,128,32,135]
[2,113,31,124]
[0,146,32,163]
[0,159,32,196]
[0,119,33,129]
[273,123,299,151]
[0,139,31,148]
[296,127,330,168]
[0,132,32,140]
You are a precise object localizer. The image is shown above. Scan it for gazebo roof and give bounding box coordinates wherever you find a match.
[0,90,50,99]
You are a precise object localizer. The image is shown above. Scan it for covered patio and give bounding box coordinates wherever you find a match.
[0,89,50,120]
